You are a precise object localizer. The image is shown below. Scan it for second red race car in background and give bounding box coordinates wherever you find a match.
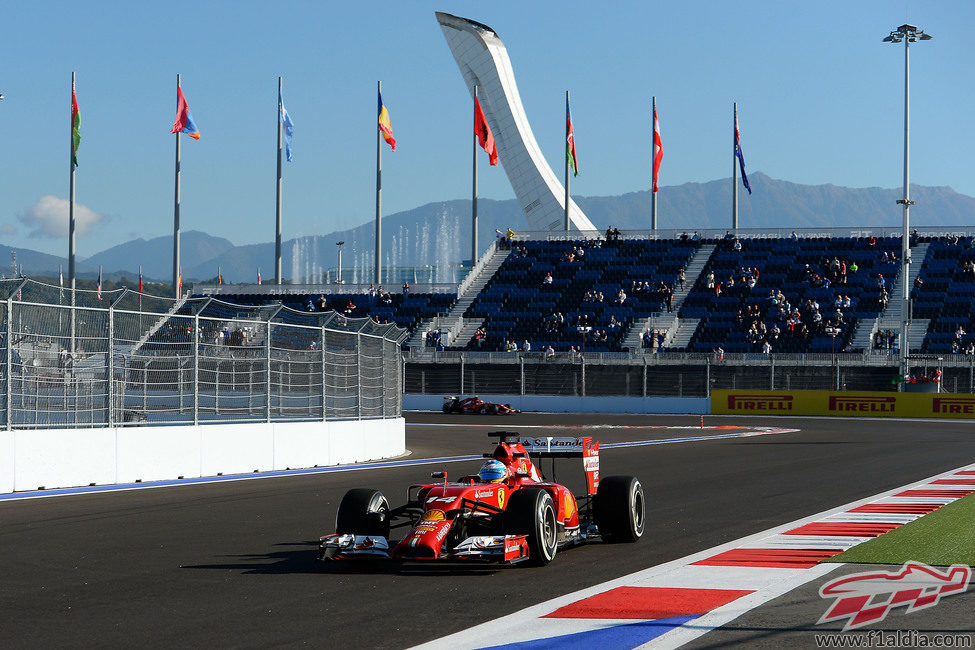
[443,395,520,415]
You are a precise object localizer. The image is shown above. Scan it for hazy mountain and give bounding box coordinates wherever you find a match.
[84,230,234,279]
[8,174,975,283]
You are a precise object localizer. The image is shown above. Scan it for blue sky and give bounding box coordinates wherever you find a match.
[1,1,972,259]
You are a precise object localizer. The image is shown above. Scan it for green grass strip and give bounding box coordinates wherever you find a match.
[825,494,975,567]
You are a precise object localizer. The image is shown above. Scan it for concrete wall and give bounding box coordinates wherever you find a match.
[404,394,709,415]
[0,418,405,494]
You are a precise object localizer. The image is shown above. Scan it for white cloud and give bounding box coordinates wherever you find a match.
[0,224,16,235]
[18,195,103,239]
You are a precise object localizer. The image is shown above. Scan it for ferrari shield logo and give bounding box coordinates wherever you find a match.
[497,487,505,509]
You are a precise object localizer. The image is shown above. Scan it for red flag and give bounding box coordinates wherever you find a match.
[652,106,663,193]
[474,97,498,166]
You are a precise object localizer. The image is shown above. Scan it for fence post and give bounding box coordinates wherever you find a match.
[322,325,328,422]
[770,354,775,390]
[835,355,840,390]
[706,357,711,399]
[265,320,272,423]
[970,357,973,394]
[356,333,362,419]
[642,357,647,397]
[107,305,114,427]
[460,354,465,394]
[5,299,11,430]
[520,356,525,396]
[193,312,199,425]
[581,357,586,397]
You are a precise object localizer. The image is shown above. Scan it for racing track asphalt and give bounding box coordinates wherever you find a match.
[2,412,975,649]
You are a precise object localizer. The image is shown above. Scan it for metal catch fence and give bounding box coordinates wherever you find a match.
[0,286,404,429]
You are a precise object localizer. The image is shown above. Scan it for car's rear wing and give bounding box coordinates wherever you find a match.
[519,435,600,495]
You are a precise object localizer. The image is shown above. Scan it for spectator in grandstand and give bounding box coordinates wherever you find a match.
[714,346,724,362]
[732,238,742,251]
[952,340,961,354]
[692,231,702,241]
[615,288,627,304]
[506,227,515,246]
[956,325,967,341]
[914,276,924,290]
[544,345,556,359]
[344,299,356,315]
[318,295,327,310]
[706,271,715,289]
[505,339,517,353]
[608,315,620,330]
[306,299,315,311]
[368,284,376,297]
[761,339,772,354]
[542,271,553,285]
[664,285,673,312]
[910,229,920,246]
[680,231,689,242]
[966,341,975,356]
[724,230,734,240]
[677,267,686,291]
[714,282,722,297]
[876,274,886,290]
[790,231,799,241]
[402,282,410,295]
[656,330,665,350]
[575,245,585,259]
[867,236,877,247]
[849,260,859,274]
[521,340,531,352]
[643,329,654,349]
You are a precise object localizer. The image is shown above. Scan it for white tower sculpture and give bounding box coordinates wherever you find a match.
[437,12,597,232]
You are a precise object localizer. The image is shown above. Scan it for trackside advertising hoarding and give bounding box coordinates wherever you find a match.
[712,390,975,419]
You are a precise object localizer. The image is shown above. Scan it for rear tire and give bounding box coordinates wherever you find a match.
[487,404,499,415]
[505,488,558,565]
[335,488,390,538]
[594,476,645,543]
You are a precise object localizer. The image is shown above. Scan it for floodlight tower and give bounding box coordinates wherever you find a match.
[883,24,931,386]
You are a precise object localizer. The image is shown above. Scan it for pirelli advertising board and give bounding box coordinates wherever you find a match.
[712,390,975,419]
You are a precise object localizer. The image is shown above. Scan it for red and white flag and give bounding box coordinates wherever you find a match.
[652,106,663,193]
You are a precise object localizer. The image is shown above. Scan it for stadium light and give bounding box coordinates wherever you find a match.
[885,23,931,388]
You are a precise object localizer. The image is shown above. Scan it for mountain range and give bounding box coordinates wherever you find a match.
[6,172,975,284]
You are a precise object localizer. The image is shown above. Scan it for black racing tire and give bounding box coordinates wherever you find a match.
[487,404,499,415]
[442,404,451,413]
[479,407,489,414]
[594,475,645,543]
[335,488,391,538]
[505,488,558,565]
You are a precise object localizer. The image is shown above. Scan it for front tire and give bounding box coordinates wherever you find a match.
[335,488,390,538]
[505,488,558,565]
[595,476,645,543]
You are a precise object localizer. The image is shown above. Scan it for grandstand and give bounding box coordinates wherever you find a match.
[186,229,975,359]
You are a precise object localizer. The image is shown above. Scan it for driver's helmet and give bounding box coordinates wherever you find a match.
[478,459,508,483]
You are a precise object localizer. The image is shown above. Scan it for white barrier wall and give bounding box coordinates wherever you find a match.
[404,394,709,415]
[0,418,405,494]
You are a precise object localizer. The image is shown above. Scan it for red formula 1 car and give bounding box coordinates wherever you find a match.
[442,395,520,415]
[318,431,644,565]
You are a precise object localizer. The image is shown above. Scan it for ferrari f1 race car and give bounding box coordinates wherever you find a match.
[442,395,520,415]
[318,431,644,565]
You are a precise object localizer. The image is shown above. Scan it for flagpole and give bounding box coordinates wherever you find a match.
[564,90,570,232]
[173,74,182,298]
[375,80,383,286]
[69,72,77,352]
[651,96,657,230]
[275,76,283,285]
[732,102,738,231]
[472,85,479,266]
